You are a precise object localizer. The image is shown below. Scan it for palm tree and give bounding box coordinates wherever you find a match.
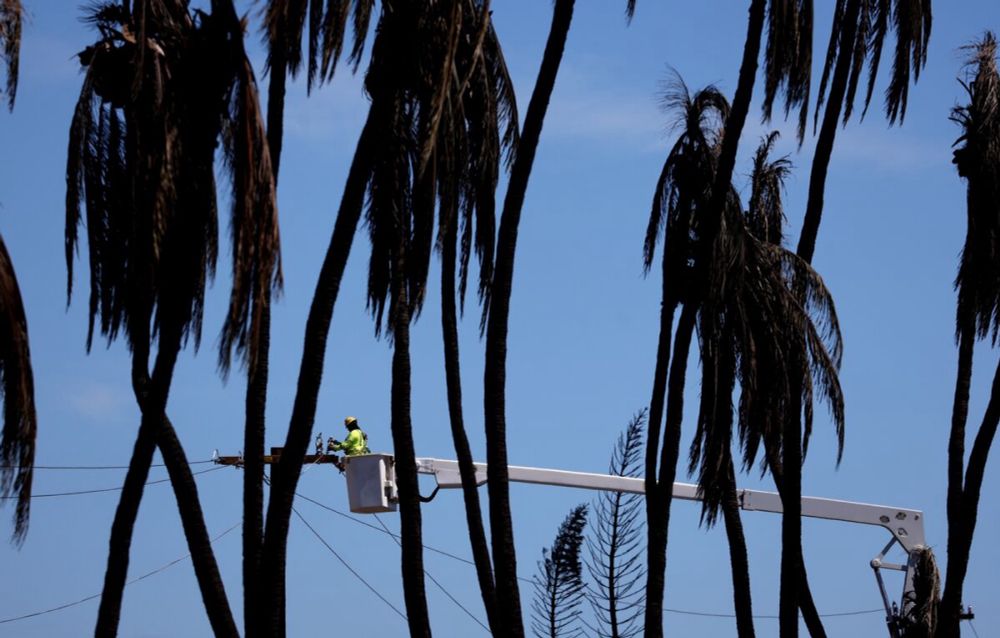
[939,32,1000,638]
[256,2,373,632]
[437,5,519,629]
[785,4,930,634]
[643,80,844,636]
[481,2,575,635]
[257,3,518,634]
[689,132,845,638]
[642,77,729,638]
[0,0,37,547]
[66,2,278,635]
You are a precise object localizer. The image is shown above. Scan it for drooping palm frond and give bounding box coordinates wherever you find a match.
[216,8,282,376]
[362,0,517,336]
[898,547,940,638]
[687,133,844,522]
[263,0,374,92]
[816,0,931,126]
[746,132,790,246]
[762,0,812,141]
[532,504,589,638]
[67,1,281,362]
[0,235,35,544]
[951,32,1000,343]
[0,0,22,111]
[643,73,729,310]
[585,411,646,638]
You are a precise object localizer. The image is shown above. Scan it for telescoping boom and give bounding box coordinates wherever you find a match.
[340,453,930,638]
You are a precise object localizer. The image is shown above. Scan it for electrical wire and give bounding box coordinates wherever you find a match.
[264,466,408,624]
[968,618,981,638]
[0,522,239,625]
[372,513,491,634]
[0,465,227,499]
[290,505,408,623]
[298,490,888,621]
[660,606,883,619]
[0,460,214,471]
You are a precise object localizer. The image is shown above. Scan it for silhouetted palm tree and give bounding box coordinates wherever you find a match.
[0,0,37,547]
[256,2,373,632]
[786,5,930,634]
[482,2,575,635]
[436,4,519,629]
[257,3,517,634]
[939,32,1000,638]
[644,80,844,636]
[66,2,278,635]
[689,132,844,638]
[642,77,730,638]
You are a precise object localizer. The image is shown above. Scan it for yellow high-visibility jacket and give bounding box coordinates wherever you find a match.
[332,428,369,456]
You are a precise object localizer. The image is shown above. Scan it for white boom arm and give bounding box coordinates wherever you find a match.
[413,457,926,551]
[341,453,926,637]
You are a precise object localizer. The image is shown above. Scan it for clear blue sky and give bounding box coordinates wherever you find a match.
[1,1,998,636]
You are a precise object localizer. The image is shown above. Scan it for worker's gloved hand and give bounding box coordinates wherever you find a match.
[331,439,341,447]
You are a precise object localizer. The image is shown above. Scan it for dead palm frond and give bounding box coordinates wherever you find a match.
[951,31,1000,343]
[0,235,35,544]
[816,0,932,126]
[762,0,812,141]
[0,0,34,545]
[263,0,373,93]
[688,133,844,524]
[0,0,22,111]
[67,1,280,363]
[363,0,516,335]
[644,73,729,307]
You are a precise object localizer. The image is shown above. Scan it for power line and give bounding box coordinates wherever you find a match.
[372,513,491,634]
[298,490,887,621]
[290,504,408,623]
[0,460,215,471]
[0,465,227,499]
[0,523,239,625]
[968,618,981,638]
[660,606,883,620]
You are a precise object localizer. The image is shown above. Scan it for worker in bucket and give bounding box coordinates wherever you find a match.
[327,416,370,459]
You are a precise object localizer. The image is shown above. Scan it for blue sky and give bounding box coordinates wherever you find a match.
[1,1,999,636]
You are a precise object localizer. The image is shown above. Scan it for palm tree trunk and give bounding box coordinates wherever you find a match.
[245,46,287,634]
[441,220,498,630]
[765,448,827,638]
[483,2,573,636]
[391,260,432,637]
[95,403,159,638]
[940,348,998,637]
[260,110,375,637]
[96,325,238,638]
[779,389,803,638]
[795,0,862,264]
[644,304,696,638]
[783,5,862,637]
[721,459,755,638]
[265,36,288,181]
[706,0,765,241]
[157,415,238,638]
[242,299,270,638]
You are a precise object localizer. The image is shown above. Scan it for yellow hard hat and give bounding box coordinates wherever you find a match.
[344,416,358,427]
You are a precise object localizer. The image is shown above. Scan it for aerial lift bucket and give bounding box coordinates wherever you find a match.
[343,453,398,513]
